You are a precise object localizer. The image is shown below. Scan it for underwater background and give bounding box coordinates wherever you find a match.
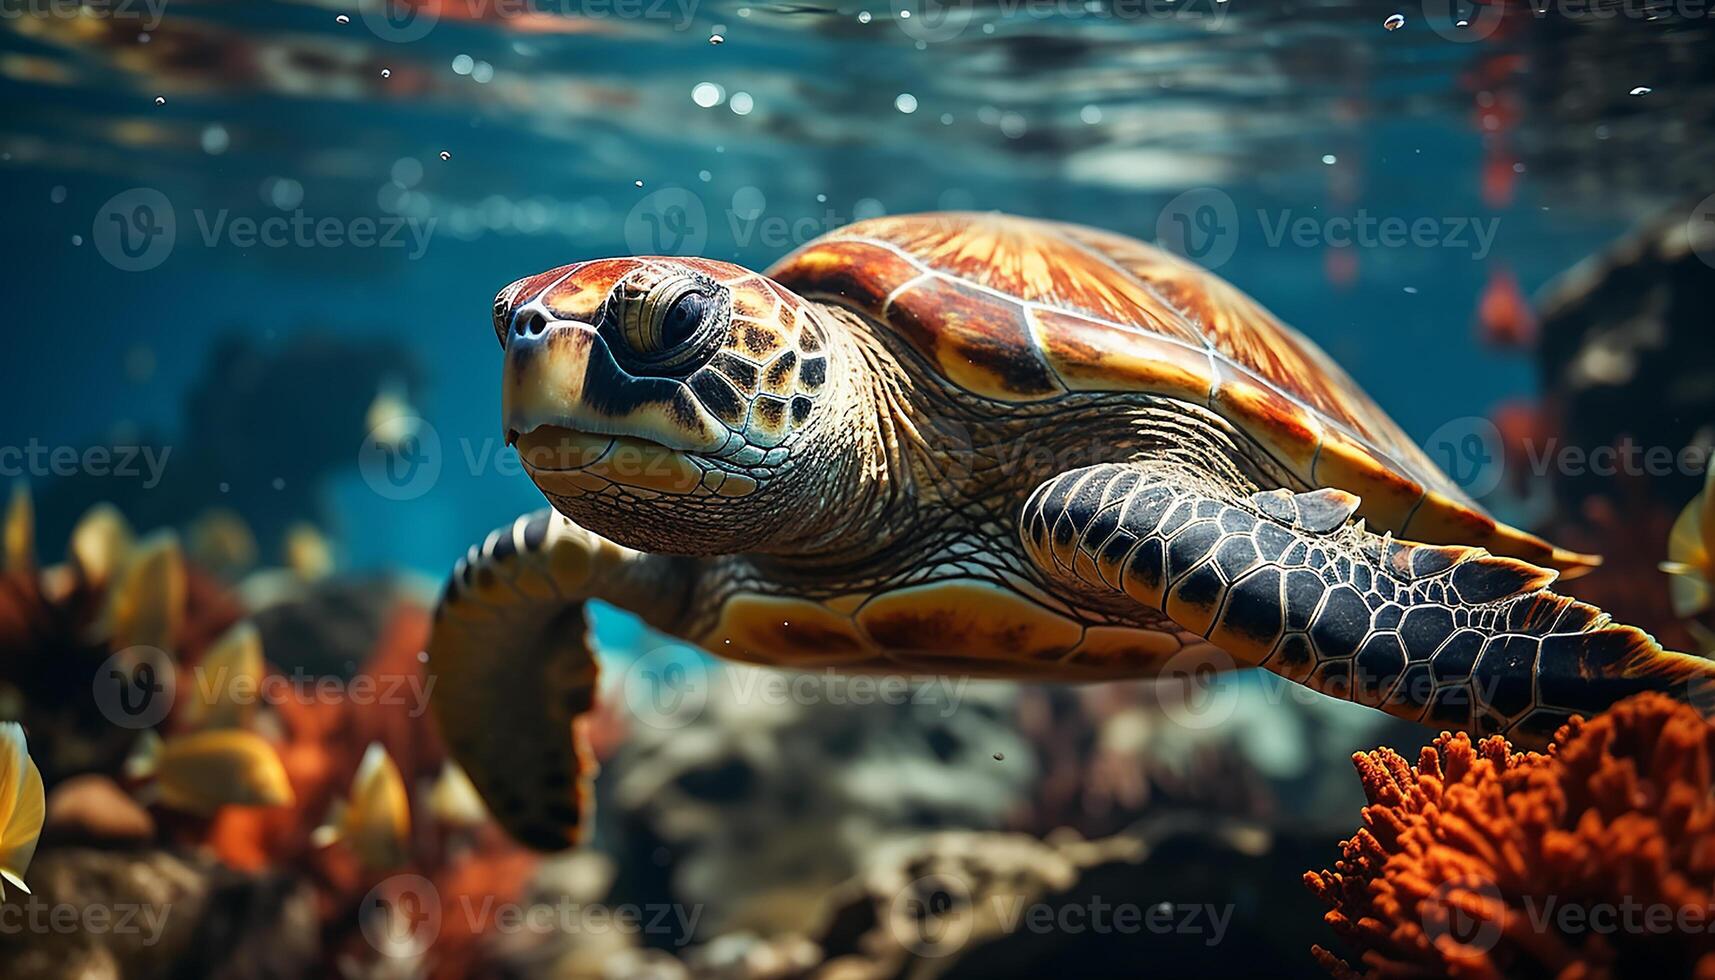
[2,0,1715,977]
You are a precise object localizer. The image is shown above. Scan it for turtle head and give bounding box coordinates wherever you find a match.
[495,256,851,555]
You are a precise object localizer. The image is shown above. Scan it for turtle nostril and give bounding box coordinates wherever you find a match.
[505,429,520,448]
[514,310,547,339]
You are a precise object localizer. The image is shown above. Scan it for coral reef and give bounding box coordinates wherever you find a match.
[0,503,538,978]
[1306,692,1715,978]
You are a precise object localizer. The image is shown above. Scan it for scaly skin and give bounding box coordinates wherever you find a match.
[1020,462,1714,747]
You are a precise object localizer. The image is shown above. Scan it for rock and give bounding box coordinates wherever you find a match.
[601,663,1035,941]
[0,847,317,980]
[43,774,154,845]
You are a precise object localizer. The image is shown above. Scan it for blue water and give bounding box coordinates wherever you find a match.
[0,0,1674,575]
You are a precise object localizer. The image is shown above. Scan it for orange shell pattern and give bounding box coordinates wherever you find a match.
[769,212,1590,573]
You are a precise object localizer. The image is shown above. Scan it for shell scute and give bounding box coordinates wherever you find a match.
[770,212,1596,572]
[1032,308,1210,405]
[884,274,1066,401]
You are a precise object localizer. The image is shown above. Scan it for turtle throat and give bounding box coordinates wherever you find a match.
[753,305,921,565]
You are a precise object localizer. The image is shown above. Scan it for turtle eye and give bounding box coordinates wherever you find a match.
[659,290,709,352]
[613,273,723,373]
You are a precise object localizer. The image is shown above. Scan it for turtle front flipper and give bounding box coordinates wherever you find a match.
[427,511,697,849]
[1021,463,1715,748]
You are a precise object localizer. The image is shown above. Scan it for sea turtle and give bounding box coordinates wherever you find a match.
[428,212,1714,849]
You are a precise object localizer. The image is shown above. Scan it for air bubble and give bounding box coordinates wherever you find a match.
[154,96,165,106]
[336,13,350,23]
[381,68,391,78]
[1383,13,1405,29]
[1630,86,1652,96]
[692,81,725,107]
[709,33,724,44]
[440,150,451,161]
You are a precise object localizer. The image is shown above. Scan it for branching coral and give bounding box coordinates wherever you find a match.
[1305,692,1715,979]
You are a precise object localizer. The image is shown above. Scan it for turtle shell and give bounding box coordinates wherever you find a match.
[769,212,1593,574]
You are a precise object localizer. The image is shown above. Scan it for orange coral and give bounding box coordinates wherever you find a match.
[1305,693,1715,979]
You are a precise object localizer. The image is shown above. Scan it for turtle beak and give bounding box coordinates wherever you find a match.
[501,319,729,457]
